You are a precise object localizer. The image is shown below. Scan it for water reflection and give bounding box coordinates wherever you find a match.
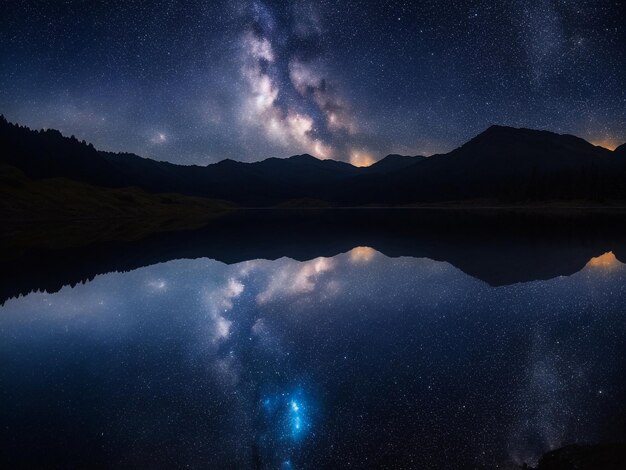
[1,247,625,468]
[586,251,620,269]
[4,208,626,304]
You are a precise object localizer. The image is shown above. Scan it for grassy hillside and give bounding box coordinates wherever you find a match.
[0,163,233,250]
[0,163,231,219]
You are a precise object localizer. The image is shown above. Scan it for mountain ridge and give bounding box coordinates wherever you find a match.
[2,115,626,207]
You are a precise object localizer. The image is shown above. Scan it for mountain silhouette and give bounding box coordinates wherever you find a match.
[362,154,426,174]
[2,116,626,206]
[615,143,626,157]
[334,125,624,205]
[533,442,626,470]
[0,162,229,220]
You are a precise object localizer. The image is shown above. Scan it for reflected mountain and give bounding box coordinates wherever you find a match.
[2,209,626,305]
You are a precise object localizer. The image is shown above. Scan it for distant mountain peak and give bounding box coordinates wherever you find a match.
[363,153,426,174]
[380,153,425,161]
[463,125,605,156]
[478,124,575,139]
[615,143,626,156]
[214,158,240,166]
[483,124,515,133]
[287,153,319,161]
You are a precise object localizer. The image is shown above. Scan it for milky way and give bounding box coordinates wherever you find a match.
[1,0,624,164]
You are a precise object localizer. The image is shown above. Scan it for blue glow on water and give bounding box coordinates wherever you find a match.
[289,399,305,438]
[259,388,312,444]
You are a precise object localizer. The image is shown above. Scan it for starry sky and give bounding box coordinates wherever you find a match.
[1,0,625,165]
[2,249,626,467]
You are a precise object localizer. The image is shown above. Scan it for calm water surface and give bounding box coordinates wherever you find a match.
[1,247,626,468]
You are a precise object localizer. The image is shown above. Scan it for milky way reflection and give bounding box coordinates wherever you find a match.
[1,249,626,468]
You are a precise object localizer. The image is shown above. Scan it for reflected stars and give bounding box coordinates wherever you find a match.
[289,399,305,438]
[150,132,167,144]
[257,387,315,468]
[146,279,167,291]
[260,389,313,442]
[256,256,336,304]
[3,237,626,467]
[201,276,245,343]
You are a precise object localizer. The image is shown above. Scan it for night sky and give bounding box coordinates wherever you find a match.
[1,0,625,165]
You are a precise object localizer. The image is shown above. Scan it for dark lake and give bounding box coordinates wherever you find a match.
[1,210,626,468]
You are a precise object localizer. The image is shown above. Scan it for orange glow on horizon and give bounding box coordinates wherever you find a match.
[591,139,620,151]
[586,251,622,269]
[349,246,377,263]
[349,150,376,167]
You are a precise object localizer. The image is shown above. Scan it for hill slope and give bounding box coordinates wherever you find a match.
[0,163,229,220]
[362,154,426,174]
[0,116,362,205]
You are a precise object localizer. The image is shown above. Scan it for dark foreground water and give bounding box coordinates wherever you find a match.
[2,211,626,469]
